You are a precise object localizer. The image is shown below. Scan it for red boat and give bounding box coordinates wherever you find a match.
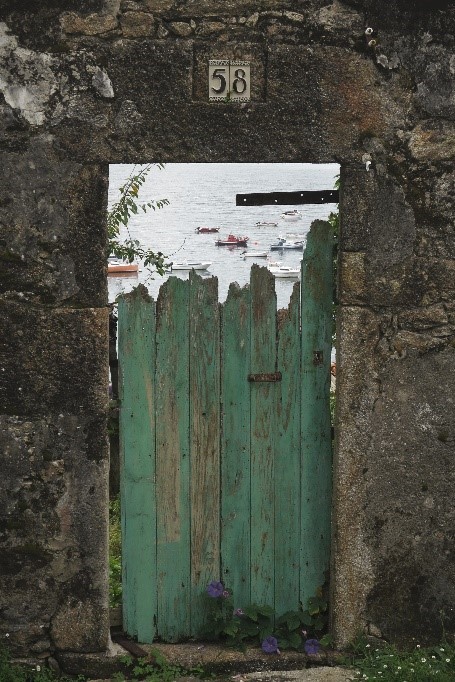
[195,226,220,233]
[215,234,249,247]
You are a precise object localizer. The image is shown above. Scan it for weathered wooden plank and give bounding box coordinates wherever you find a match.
[155,277,191,641]
[300,220,333,606]
[118,286,156,643]
[189,272,221,636]
[250,265,277,608]
[274,283,301,615]
[220,283,251,608]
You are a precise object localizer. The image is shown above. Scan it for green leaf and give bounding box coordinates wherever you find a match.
[320,634,333,647]
[259,626,273,640]
[308,596,327,612]
[286,615,301,631]
[290,631,303,647]
[257,604,274,618]
[223,623,239,637]
[239,621,259,636]
[312,617,325,630]
[300,611,314,626]
[243,605,259,621]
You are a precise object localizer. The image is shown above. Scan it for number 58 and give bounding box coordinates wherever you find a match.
[208,61,251,101]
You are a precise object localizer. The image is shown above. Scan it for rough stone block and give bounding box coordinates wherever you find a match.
[172,0,295,17]
[339,252,366,304]
[120,11,155,37]
[364,345,455,641]
[169,22,193,37]
[0,413,109,654]
[331,305,379,647]
[60,12,118,36]
[0,303,109,417]
[409,120,455,162]
[0,143,108,307]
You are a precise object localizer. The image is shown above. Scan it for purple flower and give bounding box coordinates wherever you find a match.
[233,608,245,617]
[206,581,224,598]
[222,589,231,598]
[262,636,280,654]
[304,638,320,655]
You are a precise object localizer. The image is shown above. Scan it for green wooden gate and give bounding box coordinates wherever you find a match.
[118,220,333,643]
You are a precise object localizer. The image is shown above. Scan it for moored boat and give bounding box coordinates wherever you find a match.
[281,233,306,241]
[170,261,212,271]
[215,234,249,247]
[241,251,268,258]
[281,210,303,221]
[195,226,220,233]
[107,258,139,274]
[270,237,305,250]
[268,265,300,278]
[255,221,278,227]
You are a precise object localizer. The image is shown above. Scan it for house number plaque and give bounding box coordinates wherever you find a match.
[208,60,251,102]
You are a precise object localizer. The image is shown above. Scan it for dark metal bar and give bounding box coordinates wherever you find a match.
[236,189,339,206]
[111,633,151,659]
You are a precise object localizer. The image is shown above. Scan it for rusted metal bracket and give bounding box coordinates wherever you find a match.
[248,372,282,382]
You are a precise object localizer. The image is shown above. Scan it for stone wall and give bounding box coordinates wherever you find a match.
[0,0,453,663]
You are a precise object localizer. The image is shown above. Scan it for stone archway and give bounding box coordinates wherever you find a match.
[0,1,454,666]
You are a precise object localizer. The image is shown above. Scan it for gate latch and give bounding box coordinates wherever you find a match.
[248,372,282,382]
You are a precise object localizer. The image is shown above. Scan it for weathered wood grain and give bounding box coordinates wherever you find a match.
[250,265,277,608]
[221,283,251,608]
[189,272,221,636]
[300,220,333,606]
[118,286,156,643]
[155,277,191,641]
[275,283,301,614]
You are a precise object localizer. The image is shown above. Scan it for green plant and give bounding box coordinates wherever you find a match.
[109,495,122,608]
[108,399,120,437]
[0,644,73,682]
[108,164,170,276]
[329,390,336,427]
[343,639,455,681]
[115,651,205,682]
[202,581,330,654]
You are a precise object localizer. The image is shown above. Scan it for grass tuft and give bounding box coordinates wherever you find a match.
[342,638,455,681]
[109,495,122,608]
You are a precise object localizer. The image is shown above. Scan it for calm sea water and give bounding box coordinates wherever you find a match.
[108,163,339,309]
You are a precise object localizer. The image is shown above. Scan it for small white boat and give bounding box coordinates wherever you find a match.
[255,221,278,227]
[270,237,305,250]
[281,233,306,241]
[268,265,300,279]
[241,251,268,258]
[281,210,303,222]
[266,258,282,267]
[170,261,212,271]
[195,226,220,233]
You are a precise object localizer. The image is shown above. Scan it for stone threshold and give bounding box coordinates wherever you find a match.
[55,636,346,679]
